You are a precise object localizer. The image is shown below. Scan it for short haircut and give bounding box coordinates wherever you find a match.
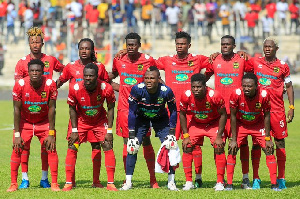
[242,73,258,86]
[146,66,160,77]
[28,59,45,70]
[78,38,97,62]
[263,37,279,48]
[221,35,235,44]
[26,27,44,40]
[191,73,206,86]
[125,32,141,44]
[175,31,191,44]
[84,63,99,76]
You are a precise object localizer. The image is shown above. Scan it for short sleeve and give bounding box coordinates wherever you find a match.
[179,90,190,112]
[49,80,58,100]
[282,62,290,79]
[53,57,64,72]
[58,64,71,83]
[155,57,166,70]
[103,83,116,104]
[244,58,254,73]
[12,79,23,101]
[261,90,271,113]
[97,63,109,82]
[112,58,119,74]
[229,89,240,109]
[14,59,25,81]
[198,55,210,70]
[67,85,78,107]
[213,91,225,109]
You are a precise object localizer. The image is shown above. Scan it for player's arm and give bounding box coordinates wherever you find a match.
[229,107,238,155]
[53,57,65,72]
[114,49,127,59]
[105,101,115,146]
[13,100,23,152]
[56,65,70,88]
[263,111,274,155]
[285,81,294,123]
[109,60,120,92]
[180,110,190,150]
[214,107,227,148]
[44,99,56,151]
[69,105,79,146]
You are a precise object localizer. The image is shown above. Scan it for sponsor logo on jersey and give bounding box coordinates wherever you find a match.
[97,95,101,101]
[274,67,280,73]
[85,109,98,116]
[188,60,194,66]
[217,73,239,77]
[28,105,42,112]
[255,102,261,109]
[205,101,211,109]
[144,112,157,118]
[242,114,255,121]
[157,97,163,104]
[24,101,47,105]
[172,70,194,74]
[220,77,233,85]
[258,78,271,86]
[175,74,189,82]
[256,72,277,80]
[124,77,138,85]
[138,64,143,71]
[41,91,47,99]
[195,114,208,119]
[233,62,239,69]
[44,61,50,68]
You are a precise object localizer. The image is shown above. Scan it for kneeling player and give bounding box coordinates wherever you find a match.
[180,73,227,191]
[120,67,178,191]
[63,63,118,191]
[7,59,59,192]
[226,73,280,191]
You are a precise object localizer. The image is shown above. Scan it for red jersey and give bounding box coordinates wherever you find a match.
[155,53,209,109]
[245,12,257,27]
[289,4,299,19]
[15,54,64,81]
[12,76,58,124]
[266,3,276,18]
[112,53,156,110]
[205,53,248,113]
[180,87,225,124]
[67,80,115,125]
[58,59,109,86]
[246,57,290,112]
[230,87,271,125]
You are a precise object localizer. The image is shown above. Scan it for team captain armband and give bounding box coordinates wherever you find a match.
[284,75,292,84]
[48,130,55,136]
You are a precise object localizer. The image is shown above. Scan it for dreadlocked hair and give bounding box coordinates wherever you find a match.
[26,27,44,40]
[78,38,97,62]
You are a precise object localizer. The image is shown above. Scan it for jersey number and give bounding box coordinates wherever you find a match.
[279,120,285,128]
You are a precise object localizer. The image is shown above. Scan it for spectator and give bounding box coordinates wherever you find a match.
[233,0,247,35]
[70,0,83,20]
[0,0,7,36]
[165,2,180,40]
[24,4,34,35]
[181,0,192,29]
[98,0,109,26]
[276,0,289,35]
[206,0,219,35]
[112,5,125,38]
[194,0,206,36]
[6,3,18,44]
[0,43,6,75]
[141,0,153,36]
[18,1,26,37]
[289,0,299,34]
[187,4,195,36]
[219,3,231,35]
[84,2,93,30]
[261,14,273,39]
[206,9,215,44]
[41,20,54,55]
[125,0,137,33]
[245,10,257,40]
[55,37,66,64]
[88,6,99,41]
[265,0,276,34]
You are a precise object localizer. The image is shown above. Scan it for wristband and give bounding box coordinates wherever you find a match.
[107,128,112,134]
[49,130,55,136]
[72,128,78,133]
[265,136,271,141]
[14,131,20,138]
[183,133,190,139]
[289,105,295,110]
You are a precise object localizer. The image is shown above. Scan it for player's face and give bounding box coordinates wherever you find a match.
[221,38,235,55]
[28,64,43,83]
[144,70,159,92]
[242,78,257,98]
[126,39,140,55]
[263,40,278,59]
[83,68,97,91]
[79,41,92,60]
[175,38,190,56]
[191,81,206,99]
[29,36,44,55]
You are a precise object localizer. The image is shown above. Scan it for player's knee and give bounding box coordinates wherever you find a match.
[262,148,272,156]
[142,136,151,146]
[252,145,261,150]
[101,141,113,151]
[214,147,225,155]
[91,142,101,150]
[275,138,285,149]
[183,147,193,153]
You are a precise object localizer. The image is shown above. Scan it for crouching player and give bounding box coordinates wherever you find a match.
[63,63,118,191]
[226,73,280,191]
[180,73,227,191]
[8,59,59,192]
[120,66,178,191]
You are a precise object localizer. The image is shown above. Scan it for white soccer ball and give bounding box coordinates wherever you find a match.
[165,135,178,150]
[127,138,140,155]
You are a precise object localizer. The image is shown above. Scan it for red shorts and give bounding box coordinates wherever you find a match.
[116,109,151,138]
[67,119,107,144]
[270,111,288,139]
[176,111,193,140]
[236,121,268,148]
[188,119,226,146]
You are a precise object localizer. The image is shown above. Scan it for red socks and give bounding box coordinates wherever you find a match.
[276,148,286,179]
[41,147,49,171]
[123,144,127,173]
[215,153,226,183]
[104,149,116,183]
[10,150,21,183]
[48,151,58,183]
[226,154,236,184]
[92,149,101,184]
[182,152,193,181]
[266,155,277,184]
[143,145,156,183]
[193,146,202,175]
[65,148,78,183]
[21,149,29,173]
[240,145,249,175]
[251,148,261,179]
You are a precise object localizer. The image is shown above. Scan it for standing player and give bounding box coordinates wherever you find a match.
[14,27,64,189]
[63,63,118,191]
[180,73,227,191]
[246,37,294,189]
[7,59,59,192]
[120,67,178,191]
[226,73,279,191]
[109,33,159,188]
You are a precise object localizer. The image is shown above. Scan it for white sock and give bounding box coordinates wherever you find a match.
[126,175,132,185]
[41,170,48,180]
[168,174,175,184]
[243,174,249,180]
[195,174,202,180]
[22,172,28,180]
[186,181,193,186]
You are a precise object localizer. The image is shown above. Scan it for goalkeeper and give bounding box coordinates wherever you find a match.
[120,66,177,191]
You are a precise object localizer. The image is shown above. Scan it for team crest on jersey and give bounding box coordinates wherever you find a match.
[188,60,194,66]
[44,61,50,68]
[41,91,47,99]
[122,64,126,68]
[97,95,101,101]
[217,64,221,68]
[81,97,85,101]
[25,93,30,97]
[138,64,143,71]
[233,62,239,69]
[255,102,261,110]
[172,62,176,65]
[157,97,163,104]
[258,64,262,68]
[274,67,280,73]
[205,101,211,109]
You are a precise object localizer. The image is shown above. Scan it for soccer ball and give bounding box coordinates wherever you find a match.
[127,138,140,155]
[165,135,178,150]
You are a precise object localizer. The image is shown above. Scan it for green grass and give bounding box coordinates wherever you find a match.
[0,99,300,198]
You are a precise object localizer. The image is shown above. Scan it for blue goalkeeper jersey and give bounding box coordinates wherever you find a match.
[128,82,177,130]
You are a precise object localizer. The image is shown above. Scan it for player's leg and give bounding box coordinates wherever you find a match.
[251,139,261,189]
[90,142,103,188]
[182,146,194,190]
[275,138,286,189]
[226,141,239,190]
[193,144,203,188]
[40,145,50,188]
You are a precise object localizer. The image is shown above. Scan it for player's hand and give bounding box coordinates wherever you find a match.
[13,137,24,153]
[237,51,249,60]
[105,133,113,147]
[44,135,56,151]
[214,137,224,148]
[208,52,220,64]
[182,137,191,151]
[265,140,274,155]
[114,49,127,59]
[228,139,238,155]
[287,109,294,123]
[282,87,287,94]
[68,132,79,146]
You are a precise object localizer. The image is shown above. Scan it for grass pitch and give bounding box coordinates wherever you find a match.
[0,99,299,198]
